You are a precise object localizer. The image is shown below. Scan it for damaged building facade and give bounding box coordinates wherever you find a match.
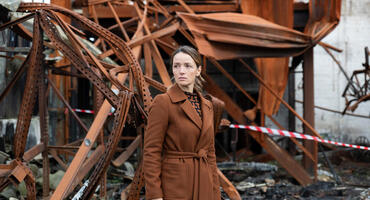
[294,0,370,143]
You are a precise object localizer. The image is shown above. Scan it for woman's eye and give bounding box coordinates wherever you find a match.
[185,64,191,68]
[173,64,179,68]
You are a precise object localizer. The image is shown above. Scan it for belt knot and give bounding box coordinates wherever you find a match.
[195,149,207,159]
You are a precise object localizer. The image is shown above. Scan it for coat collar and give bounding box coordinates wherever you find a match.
[167,84,212,130]
[167,84,212,109]
[167,83,188,103]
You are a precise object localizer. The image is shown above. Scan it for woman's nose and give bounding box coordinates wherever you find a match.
[179,66,186,73]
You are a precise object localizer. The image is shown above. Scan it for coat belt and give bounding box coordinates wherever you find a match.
[164,149,207,160]
[163,149,211,200]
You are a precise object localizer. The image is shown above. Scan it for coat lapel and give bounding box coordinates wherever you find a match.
[180,101,202,129]
[195,92,213,150]
[167,84,202,129]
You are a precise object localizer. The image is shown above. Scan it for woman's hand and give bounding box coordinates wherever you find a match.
[152,198,163,200]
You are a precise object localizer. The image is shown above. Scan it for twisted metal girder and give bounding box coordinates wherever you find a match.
[17,3,153,112]
[38,10,121,108]
[13,13,43,160]
[81,91,132,199]
[0,3,153,199]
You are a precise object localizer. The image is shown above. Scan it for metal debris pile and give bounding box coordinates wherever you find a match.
[218,150,370,199]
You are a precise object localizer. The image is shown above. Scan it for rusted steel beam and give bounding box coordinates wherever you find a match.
[176,0,195,14]
[217,169,241,200]
[131,4,148,40]
[203,74,312,186]
[22,143,45,162]
[128,22,180,48]
[81,91,132,199]
[178,26,197,46]
[50,68,86,78]
[0,47,30,53]
[90,4,107,52]
[50,149,69,170]
[0,13,35,31]
[0,55,29,103]
[238,59,323,140]
[144,42,153,77]
[167,4,238,13]
[48,145,81,150]
[107,1,130,41]
[144,75,168,93]
[10,160,36,200]
[133,2,172,87]
[82,5,137,18]
[155,37,177,53]
[38,58,50,197]
[13,14,43,159]
[321,45,356,91]
[92,68,107,200]
[52,100,113,198]
[302,48,318,177]
[64,144,105,197]
[295,100,370,119]
[112,136,141,167]
[318,42,343,53]
[53,149,77,156]
[97,49,114,59]
[127,162,145,200]
[108,17,138,31]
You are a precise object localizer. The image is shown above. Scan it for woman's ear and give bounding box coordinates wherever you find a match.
[197,66,202,76]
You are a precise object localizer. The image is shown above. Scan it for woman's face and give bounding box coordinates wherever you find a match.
[172,52,201,90]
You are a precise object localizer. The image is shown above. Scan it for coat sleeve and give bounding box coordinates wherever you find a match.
[207,131,221,199]
[143,94,169,199]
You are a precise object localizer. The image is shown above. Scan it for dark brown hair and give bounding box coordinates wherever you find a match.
[170,46,205,92]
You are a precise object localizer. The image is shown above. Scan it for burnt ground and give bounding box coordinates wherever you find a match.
[219,149,370,200]
[0,148,369,199]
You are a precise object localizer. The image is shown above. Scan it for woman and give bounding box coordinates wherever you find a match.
[143,46,221,200]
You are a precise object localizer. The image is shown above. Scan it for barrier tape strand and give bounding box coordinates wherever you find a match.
[229,124,369,151]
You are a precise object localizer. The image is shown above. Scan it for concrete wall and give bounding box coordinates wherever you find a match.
[295,0,370,143]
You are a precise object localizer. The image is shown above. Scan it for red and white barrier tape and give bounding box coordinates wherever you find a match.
[72,109,94,114]
[63,109,369,151]
[229,124,369,151]
[65,108,113,115]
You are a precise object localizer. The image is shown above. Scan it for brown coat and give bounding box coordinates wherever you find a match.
[143,84,221,200]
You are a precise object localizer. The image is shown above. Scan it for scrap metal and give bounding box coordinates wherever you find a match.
[342,47,370,113]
